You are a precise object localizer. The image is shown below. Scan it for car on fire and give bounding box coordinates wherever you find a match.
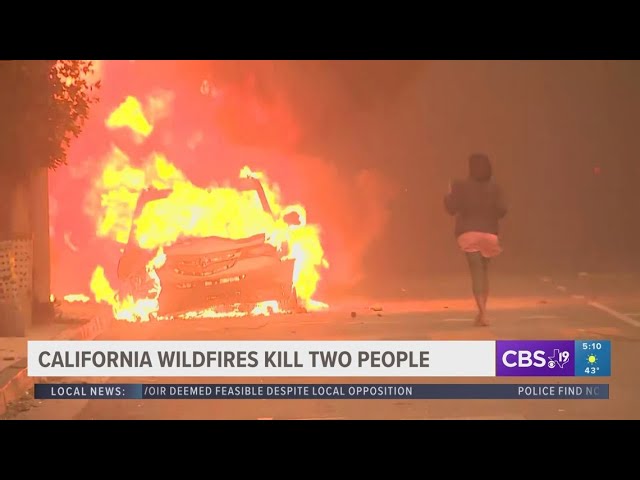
[116,176,301,318]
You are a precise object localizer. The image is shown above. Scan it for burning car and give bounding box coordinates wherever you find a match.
[115,176,301,318]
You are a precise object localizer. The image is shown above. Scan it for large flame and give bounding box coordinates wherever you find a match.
[86,95,328,322]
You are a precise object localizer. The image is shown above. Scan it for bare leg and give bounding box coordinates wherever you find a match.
[480,256,490,325]
[465,252,487,325]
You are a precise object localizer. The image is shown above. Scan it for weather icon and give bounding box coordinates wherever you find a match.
[587,354,598,365]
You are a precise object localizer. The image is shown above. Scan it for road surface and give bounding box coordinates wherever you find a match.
[4,273,640,420]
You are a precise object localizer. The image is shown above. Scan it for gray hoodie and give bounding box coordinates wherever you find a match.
[444,178,507,238]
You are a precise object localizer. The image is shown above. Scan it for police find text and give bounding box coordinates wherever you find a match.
[517,385,602,397]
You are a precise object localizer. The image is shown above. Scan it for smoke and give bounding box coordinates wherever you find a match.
[49,60,395,298]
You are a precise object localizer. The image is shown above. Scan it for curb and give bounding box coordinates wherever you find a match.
[54,315,112,341]
[0,315,112,417]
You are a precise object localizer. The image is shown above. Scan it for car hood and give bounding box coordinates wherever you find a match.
[163,233,267,256]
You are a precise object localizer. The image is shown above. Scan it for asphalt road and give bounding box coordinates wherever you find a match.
[4,273,640,420]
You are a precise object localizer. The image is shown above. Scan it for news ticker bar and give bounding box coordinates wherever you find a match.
[34,383,609,400]
[27,340,611,377]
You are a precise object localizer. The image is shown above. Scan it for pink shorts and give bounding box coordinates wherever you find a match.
[457,231,502,258]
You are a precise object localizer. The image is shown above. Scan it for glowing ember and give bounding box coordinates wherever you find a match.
[251,301,280,316]
[85,94,328,322]
[173,300,281,320]
[63,294,90,303]
[63,232,79,252]
[175,307,249,320]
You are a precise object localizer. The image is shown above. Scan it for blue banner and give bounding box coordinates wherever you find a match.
[34,383,609,400]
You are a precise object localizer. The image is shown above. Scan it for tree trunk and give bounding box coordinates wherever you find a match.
[30,167,53,324]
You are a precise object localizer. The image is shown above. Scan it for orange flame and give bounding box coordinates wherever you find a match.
[87,95,328,321]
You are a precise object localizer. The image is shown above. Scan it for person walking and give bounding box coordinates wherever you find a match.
[444,154,507,326]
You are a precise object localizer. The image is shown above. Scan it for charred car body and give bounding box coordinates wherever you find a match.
[116,177,300,317]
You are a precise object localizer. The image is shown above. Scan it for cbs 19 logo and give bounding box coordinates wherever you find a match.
[501,349,570,368]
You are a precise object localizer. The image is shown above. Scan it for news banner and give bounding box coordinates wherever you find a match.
[27,340,611,400]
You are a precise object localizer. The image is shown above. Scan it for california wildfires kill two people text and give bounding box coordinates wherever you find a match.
[38,350,431,369]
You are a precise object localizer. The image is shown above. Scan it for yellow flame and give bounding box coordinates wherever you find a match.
[106,96,153,138]
[90,248,167,322]
[64,294,90,303]
[90,266,116,306]
[306,299,329,312]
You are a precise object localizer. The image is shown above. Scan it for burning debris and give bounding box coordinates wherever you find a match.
[63,294,90,303]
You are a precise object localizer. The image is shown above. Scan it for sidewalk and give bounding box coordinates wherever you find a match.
[0,302,112,416]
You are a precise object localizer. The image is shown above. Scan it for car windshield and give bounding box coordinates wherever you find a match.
[124,178,273,248]
[134,177,272,218]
